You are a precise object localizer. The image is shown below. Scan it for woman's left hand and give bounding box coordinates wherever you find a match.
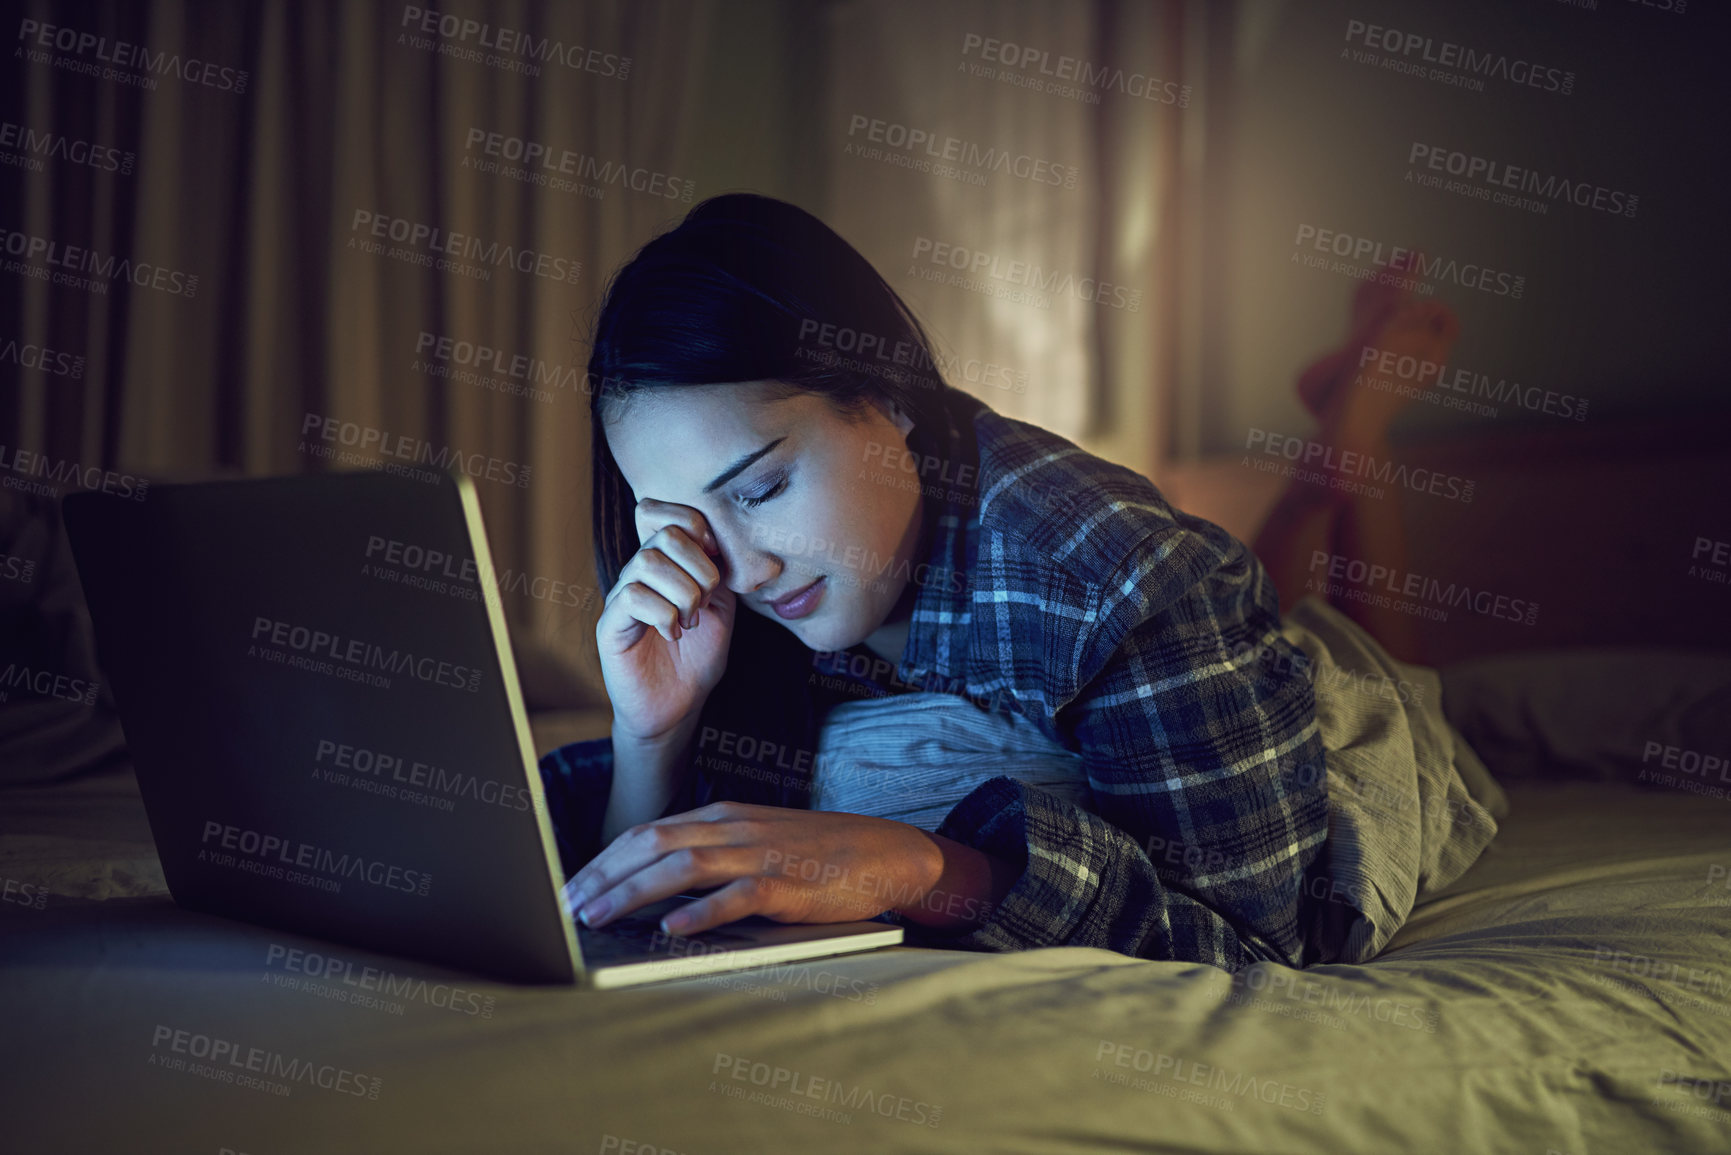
[561,802,995,936]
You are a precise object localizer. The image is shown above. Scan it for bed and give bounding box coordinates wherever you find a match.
[4,420,1730,1153]
[2,685,1729,1154]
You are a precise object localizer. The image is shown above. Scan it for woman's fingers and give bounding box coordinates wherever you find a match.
[632,500,724,615]
[568,812,755,913]
[620,550,707,628]
[599,537,721,641]
[634,498,720,555]
[599,581,684,643]
[578,843,760,930]
[636,530,721,618]
[658,876,779,936]
[602,525,719,631]
[560,875,586,918]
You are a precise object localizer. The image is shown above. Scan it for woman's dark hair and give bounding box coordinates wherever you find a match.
[586,193,947,593]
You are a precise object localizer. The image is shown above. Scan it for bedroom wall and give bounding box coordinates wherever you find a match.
[1211,0,1729,451]
[671,0,1185,480]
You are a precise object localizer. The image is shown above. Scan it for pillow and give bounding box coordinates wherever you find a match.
[1438,650,1731,795]
[0,492,126,785]
[811,692,1094,831]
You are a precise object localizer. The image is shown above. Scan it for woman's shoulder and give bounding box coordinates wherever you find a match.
[967,405,1245,594]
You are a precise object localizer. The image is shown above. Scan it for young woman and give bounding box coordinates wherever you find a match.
[540,193,1498,973]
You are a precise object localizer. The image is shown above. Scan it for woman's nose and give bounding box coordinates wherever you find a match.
[717,537,781,596]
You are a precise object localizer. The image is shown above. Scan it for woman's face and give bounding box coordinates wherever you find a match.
[603,382,926,653]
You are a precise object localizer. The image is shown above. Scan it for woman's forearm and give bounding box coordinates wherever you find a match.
[601,717,701,845]
[892,831,1019,932]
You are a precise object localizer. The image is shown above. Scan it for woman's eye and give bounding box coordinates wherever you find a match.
[738,474,788,509]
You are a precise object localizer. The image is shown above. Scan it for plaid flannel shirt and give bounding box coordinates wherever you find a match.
[540,386,1330,972]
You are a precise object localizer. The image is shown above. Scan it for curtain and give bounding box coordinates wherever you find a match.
[822,0,1194,476]
[1,0,1194,708]
[1,0,716,701]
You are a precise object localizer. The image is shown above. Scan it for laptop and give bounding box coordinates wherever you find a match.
[61,469,901,989]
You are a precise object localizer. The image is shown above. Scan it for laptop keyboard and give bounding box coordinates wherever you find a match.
[577,913,759,965]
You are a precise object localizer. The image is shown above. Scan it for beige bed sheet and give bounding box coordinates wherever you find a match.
[3,767,1728,1155]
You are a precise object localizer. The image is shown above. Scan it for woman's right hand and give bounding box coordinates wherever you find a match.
[596,498,736,744]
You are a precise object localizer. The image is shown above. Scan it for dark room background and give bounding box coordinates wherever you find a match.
[3,0,1728,752]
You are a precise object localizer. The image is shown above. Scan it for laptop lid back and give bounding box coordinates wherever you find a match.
[63,470,581,983]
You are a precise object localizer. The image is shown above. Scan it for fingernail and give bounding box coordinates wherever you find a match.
[672,623,682,640]
[661,910,689,934]
[579,897,612,926]
[691,609,700,629]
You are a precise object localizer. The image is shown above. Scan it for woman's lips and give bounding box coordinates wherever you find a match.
[769,576,825,620]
